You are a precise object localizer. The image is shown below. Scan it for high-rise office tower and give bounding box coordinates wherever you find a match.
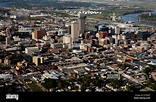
[71,21,79,42]
[78,13,86,34]
[67,24,71,34]
[115,26,120,34]
[6,27,11,46]
[6,37,10,46]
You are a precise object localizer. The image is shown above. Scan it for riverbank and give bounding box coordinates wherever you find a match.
[67,0,156,10]
[122,10,153,16]
[122,11,156,27]
[138,13,156,24]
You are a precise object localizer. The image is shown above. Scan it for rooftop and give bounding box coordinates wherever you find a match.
[62,63,88,69]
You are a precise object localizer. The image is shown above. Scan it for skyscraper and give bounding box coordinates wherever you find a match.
[115,26,120,34]
[6,27,11,46]
[71,21,79,42]
[78,13,86,34]
[6,37,10,46]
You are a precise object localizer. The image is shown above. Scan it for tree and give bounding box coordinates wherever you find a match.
[81,84,86,92]
[0,64,3,71]
[20,44,25,51]
[143,65,155,76]
[0,35,5,41]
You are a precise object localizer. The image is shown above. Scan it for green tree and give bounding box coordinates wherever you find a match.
[143,65,155,76]
[0,63,3,71]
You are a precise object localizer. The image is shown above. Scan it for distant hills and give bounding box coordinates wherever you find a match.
[88,0,155,1]
[65,0,156,2]
[0,0,155,3]
[64,0,156,1]
[0,0,156,9]
[65,0,156,9]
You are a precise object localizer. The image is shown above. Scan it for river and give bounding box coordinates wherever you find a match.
[122,11,156,27]
[0,3,8,7]
[0,2,14,7]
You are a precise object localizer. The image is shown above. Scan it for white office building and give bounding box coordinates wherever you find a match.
[71,21,79,42]
[25,47,39,54]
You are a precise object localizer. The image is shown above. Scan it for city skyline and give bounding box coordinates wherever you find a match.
[0,0,156,101]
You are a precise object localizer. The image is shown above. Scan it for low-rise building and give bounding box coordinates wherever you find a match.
[63,34,72,44]
[33,56,44,66]
[58,63,88,72]
[25,47,39,55]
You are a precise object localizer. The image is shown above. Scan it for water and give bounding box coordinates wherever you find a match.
[0,3,7,7]
[122,11,156,27]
